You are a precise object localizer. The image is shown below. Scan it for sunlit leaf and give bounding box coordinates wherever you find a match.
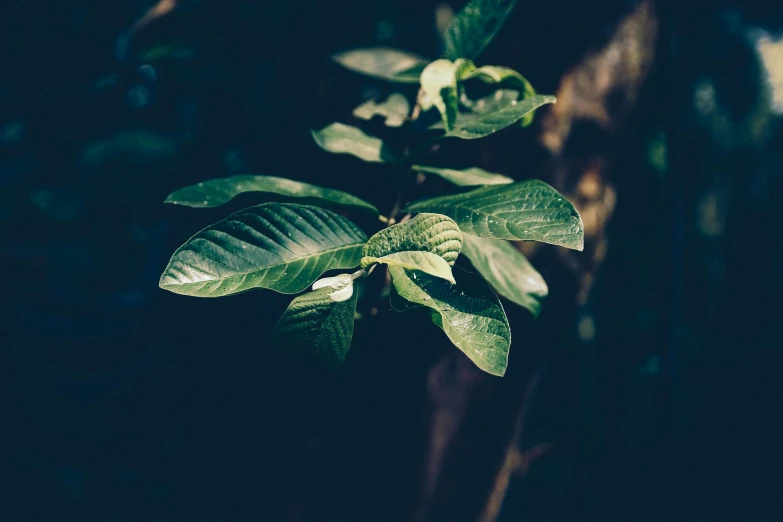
[165,174,378,214]
[461,235,547,316]
[412,164,513,186]
[332,47,429,83]
[390,266,511,376]
[405,180,583,250]
[362,251,455,284]
[353,93,410,128]
[363,213,463,266]
[159,203,367,297]
[420,59,474,130]
[311,122,398,163]
[443,0,518,61]
[273,285,358,367]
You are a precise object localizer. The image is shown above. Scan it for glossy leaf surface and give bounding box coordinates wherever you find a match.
[405,180,584,250]
[461,235,547,316]
[273,286,358,367]
[390,266,511,376]
[443,0,518,61]
[311,122,398,163]
[165,175,378,214]
[362,251,455,284]
[332,47,428,83]
[159,203,367,297]
[362,213,463,265]
[412,164,513,186]
[440,94,556,139]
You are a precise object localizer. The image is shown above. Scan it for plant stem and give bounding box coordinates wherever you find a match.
[350,265,374,281]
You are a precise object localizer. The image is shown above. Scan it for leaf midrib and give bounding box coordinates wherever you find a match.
[162,242,363,287]
[414,200,565,235]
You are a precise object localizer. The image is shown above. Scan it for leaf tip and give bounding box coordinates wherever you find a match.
[482,363,507,377]
[572,208,585,251]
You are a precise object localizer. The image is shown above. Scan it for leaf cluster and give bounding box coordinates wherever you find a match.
[158,0,582,376]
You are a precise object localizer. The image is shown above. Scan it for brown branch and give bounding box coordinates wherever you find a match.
[477,372,546,522]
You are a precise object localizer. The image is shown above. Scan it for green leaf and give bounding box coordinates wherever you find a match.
[420,59,475,130]
[353,93,410,128]
[443,0,518,61]
[412,164,513,186]
[362,251,455,284]
[444,88,518,118]
[462,65,535,97]
[311,122,398,163]
[332,47,428,83]
[461,235,547,317]
[461,65,538,126]
[362,213,463,266]
[389,266,511,376]
[159,203,368,297]
[389,283,421,312]
[439,94,556,139]
[273,284,358,367]
[405,180,584,250]
[164,175,378,214]
[392,63,428,83]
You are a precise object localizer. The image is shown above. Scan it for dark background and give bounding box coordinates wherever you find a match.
[1,1,782,521]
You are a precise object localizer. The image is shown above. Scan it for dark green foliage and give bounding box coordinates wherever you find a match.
[158,1,579,376]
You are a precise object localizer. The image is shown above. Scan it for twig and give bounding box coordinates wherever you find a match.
[477,371,548,522]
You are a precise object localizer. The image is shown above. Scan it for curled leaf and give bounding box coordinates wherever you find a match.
[420,59,475,130]
[363,213,463,266]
